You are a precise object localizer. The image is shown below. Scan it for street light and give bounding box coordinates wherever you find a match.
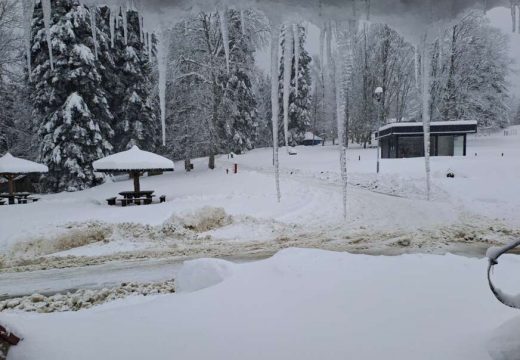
[374,87,384,174]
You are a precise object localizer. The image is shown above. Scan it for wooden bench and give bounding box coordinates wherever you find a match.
[106,197,117,206]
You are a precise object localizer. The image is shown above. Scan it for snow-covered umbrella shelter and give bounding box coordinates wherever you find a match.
[0,153,48,198]
[93,146,175,193]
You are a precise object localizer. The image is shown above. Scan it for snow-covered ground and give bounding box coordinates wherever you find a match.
[2,249,520,360]
[1,127,519,267]
[1,127,520,358]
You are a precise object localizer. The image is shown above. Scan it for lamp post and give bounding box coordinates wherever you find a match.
[374,86,384,174]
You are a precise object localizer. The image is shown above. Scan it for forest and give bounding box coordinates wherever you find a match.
[0,0,514,192]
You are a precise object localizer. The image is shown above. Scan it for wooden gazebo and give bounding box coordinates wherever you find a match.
[93,145,175,192]
[0,153,48,205]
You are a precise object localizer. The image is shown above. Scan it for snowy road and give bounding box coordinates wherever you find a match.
[0,254,267,300]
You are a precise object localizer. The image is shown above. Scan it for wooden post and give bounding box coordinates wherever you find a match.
[7,175,15,195]
[132,171,141,193]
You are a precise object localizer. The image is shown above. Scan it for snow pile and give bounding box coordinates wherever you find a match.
[93,145,174,171]
[0,280,175,313]
[169,207,232,233]
[487,316,520,360]
[175,258,235,292]
[0,153,48,174]
[9,222,113,259]
[1,249,519,360]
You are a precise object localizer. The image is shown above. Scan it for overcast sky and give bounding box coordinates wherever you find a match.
[256,6,520,98]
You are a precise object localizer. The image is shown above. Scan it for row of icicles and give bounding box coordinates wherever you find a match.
[21,0,165,144]
[22,0,156,78]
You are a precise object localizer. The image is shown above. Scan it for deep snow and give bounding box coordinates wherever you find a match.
[2,249,520,360]
[1,127,519,264]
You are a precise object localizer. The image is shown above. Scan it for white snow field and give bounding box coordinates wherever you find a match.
[1,127,519,264]
[1,248,520,360]
[0,128,519,359]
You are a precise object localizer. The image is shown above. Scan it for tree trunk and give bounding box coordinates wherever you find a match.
[208,154,215,170]
[132,172,141,193]
[184,159,192,172]
[7,175,15,195]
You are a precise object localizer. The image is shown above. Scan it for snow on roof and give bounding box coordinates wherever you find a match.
[0,153,49,174]
[93,146,175,172]
[304,132,323,141]
[378,120,478,132]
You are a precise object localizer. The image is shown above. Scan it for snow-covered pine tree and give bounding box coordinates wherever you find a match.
[218,9,258,154]
[111,8,158,152]
[96,5,124,135]
[278,24,312,145]
[31,0,113,192]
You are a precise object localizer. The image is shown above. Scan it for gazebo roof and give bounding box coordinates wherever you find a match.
[0,153,49,175]
[93,146,175,172]
[304,132,323,141]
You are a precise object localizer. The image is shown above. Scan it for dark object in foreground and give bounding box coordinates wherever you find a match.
[0,325,20,345]
[487,239,520,309]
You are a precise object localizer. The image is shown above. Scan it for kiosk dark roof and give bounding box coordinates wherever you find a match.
[376,120,478,159]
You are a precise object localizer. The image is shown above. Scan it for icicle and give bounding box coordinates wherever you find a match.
[437,29,443,69]
[421,37,432,201]
[41,0,54,71]
[240,9,246,35]
[147,33,152,59]
[140,16,145,43]
[122,8,128,45]
[22,0,35,82]
[115,6,120,29]
[157,30,170,146]
[325,21,336,138]
[517,5,520,34]
[90,8,98,60]
[282,25,293,149]
[414,45,420,90]
[293,24,300,99]
[271,25,281,202]
[512,3,517,33]
[109,6,116,48]
[219,8,230,73]
[334,25,350,221]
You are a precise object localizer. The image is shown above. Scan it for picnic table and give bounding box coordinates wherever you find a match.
[0,192,35,205]
[106,190,166,207]
[118,190,155,206]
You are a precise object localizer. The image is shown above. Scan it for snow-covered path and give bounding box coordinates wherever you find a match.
[1,128,519,276]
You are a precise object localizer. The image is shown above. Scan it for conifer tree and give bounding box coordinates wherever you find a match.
[111,8,158,152]
[278,24,312,145]
[218,10,258,154]
[31,0,113,192]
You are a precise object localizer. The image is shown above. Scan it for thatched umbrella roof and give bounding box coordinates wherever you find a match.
[0,153,48,175]
[93,146,174,173]
[93,146,174,193]
[0,153,48,196]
